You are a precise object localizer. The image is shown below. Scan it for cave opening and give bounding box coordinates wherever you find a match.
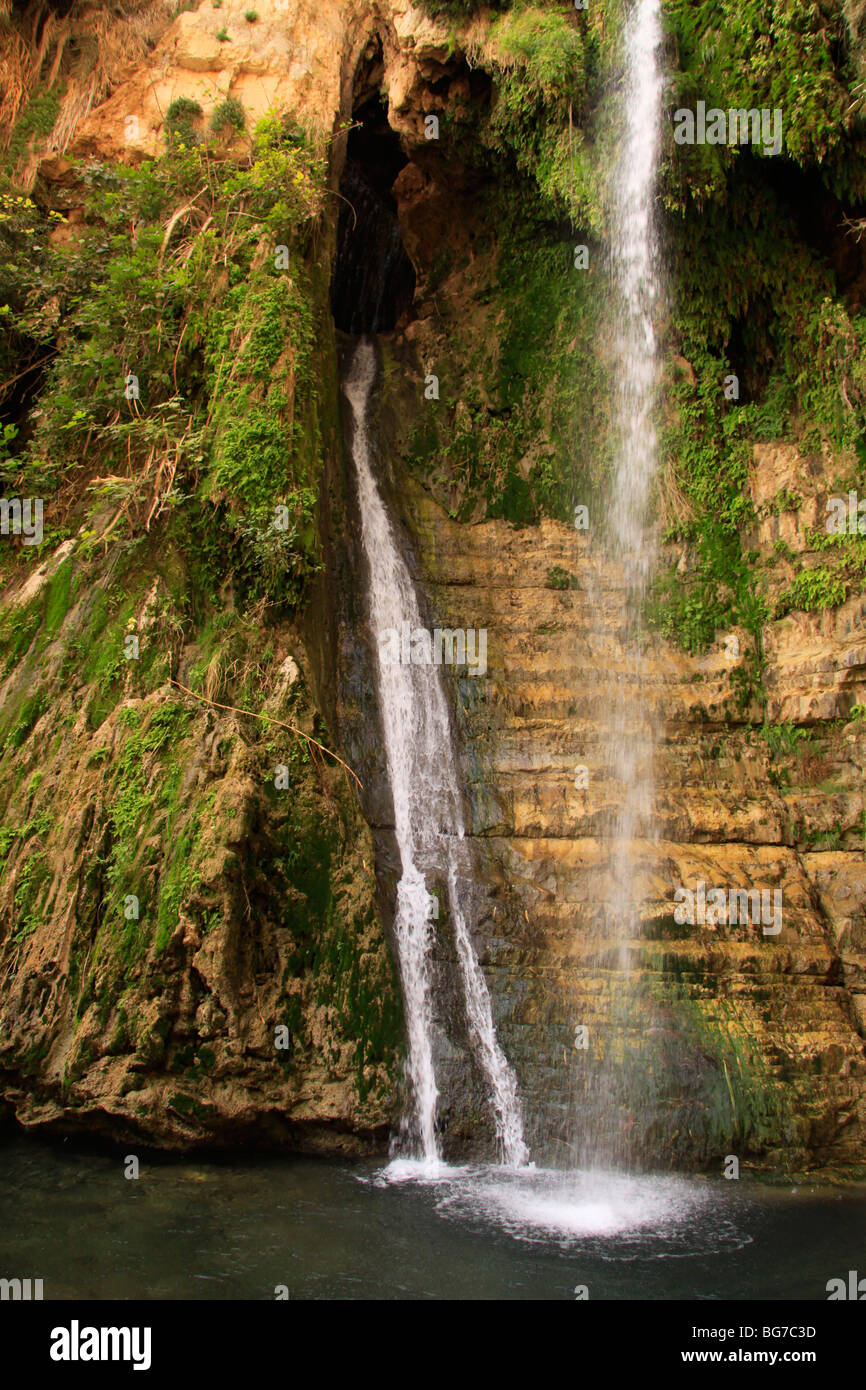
[330,89,416,334]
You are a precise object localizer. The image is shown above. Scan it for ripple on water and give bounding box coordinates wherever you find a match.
[367,1163,753,1260]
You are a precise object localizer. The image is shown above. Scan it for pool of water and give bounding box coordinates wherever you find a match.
[1,1137,863,1300]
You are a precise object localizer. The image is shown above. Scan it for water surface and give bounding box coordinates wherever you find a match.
[1,1137,863,1300]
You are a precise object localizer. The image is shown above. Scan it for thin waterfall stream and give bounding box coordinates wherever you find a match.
[569,0,665,1170]
[343,339,528,1170]
[606,0,663,931]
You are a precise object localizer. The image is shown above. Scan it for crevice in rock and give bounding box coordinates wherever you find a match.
[330,50,416,334]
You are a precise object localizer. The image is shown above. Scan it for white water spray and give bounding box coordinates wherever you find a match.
[343,340,528,1169]
[606,0,664,940]
[611,0,664,573]
[569,0,664,1168]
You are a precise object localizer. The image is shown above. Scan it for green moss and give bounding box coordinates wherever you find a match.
[43,558,74,635]
[169,1091,216,1120]
[269,793,402,1098]
[5,87,62,169]
[545,565,578,590]
[101,702,195,961]
[0,597,42,674]
[11,842,51,942]
[3,691,49,749]
[648,351,768,677]
[155,813,201,952]
[404,202,606,528]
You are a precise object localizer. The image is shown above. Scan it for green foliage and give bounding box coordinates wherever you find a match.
[165,97,203,148]
[415,0,511,15]
[4,87,62,169]
[760,720,809,759]
[477,6,598,222]
[545,564,578,590]
[1,118,326,609]
[785,524,866,615]
[666,983,797,1159]
[655,1,866,657]
[806,824,844,850]
[654,3,866,652]
[776,564,847,616]
[650,352,767,660]
[210,97,245,133]
[205,267,321,598]
[666,352,755,528]
[665,0,858,188]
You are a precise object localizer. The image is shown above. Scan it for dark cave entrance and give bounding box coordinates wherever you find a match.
[330,90,416,334]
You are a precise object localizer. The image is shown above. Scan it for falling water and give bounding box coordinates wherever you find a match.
[343,339,528,1169]
[607,0,663,865]
[605,0,664,941]
[574,0,664,1168]
[610,0,664,577]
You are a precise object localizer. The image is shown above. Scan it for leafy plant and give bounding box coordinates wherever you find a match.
[776,566,846,617]
[545,564,578,590]
[165,97,203,147]
[210,96,245,133]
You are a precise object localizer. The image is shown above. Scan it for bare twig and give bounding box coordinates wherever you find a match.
[327,187,358,230]
[168,678,363,789]
[0,350,57,398]
[158,189,208,269]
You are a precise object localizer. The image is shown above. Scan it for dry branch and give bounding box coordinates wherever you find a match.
[168,678,363,790]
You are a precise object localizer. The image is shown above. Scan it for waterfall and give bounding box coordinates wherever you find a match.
[573,0,664,1168]
[606,0,663,940]
[343,339,528,1169]
[611,0,664,579]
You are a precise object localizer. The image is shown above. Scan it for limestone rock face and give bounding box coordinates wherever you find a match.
[42,0,451,167]
[343,180,866,1170]
[391,493,866,1169]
